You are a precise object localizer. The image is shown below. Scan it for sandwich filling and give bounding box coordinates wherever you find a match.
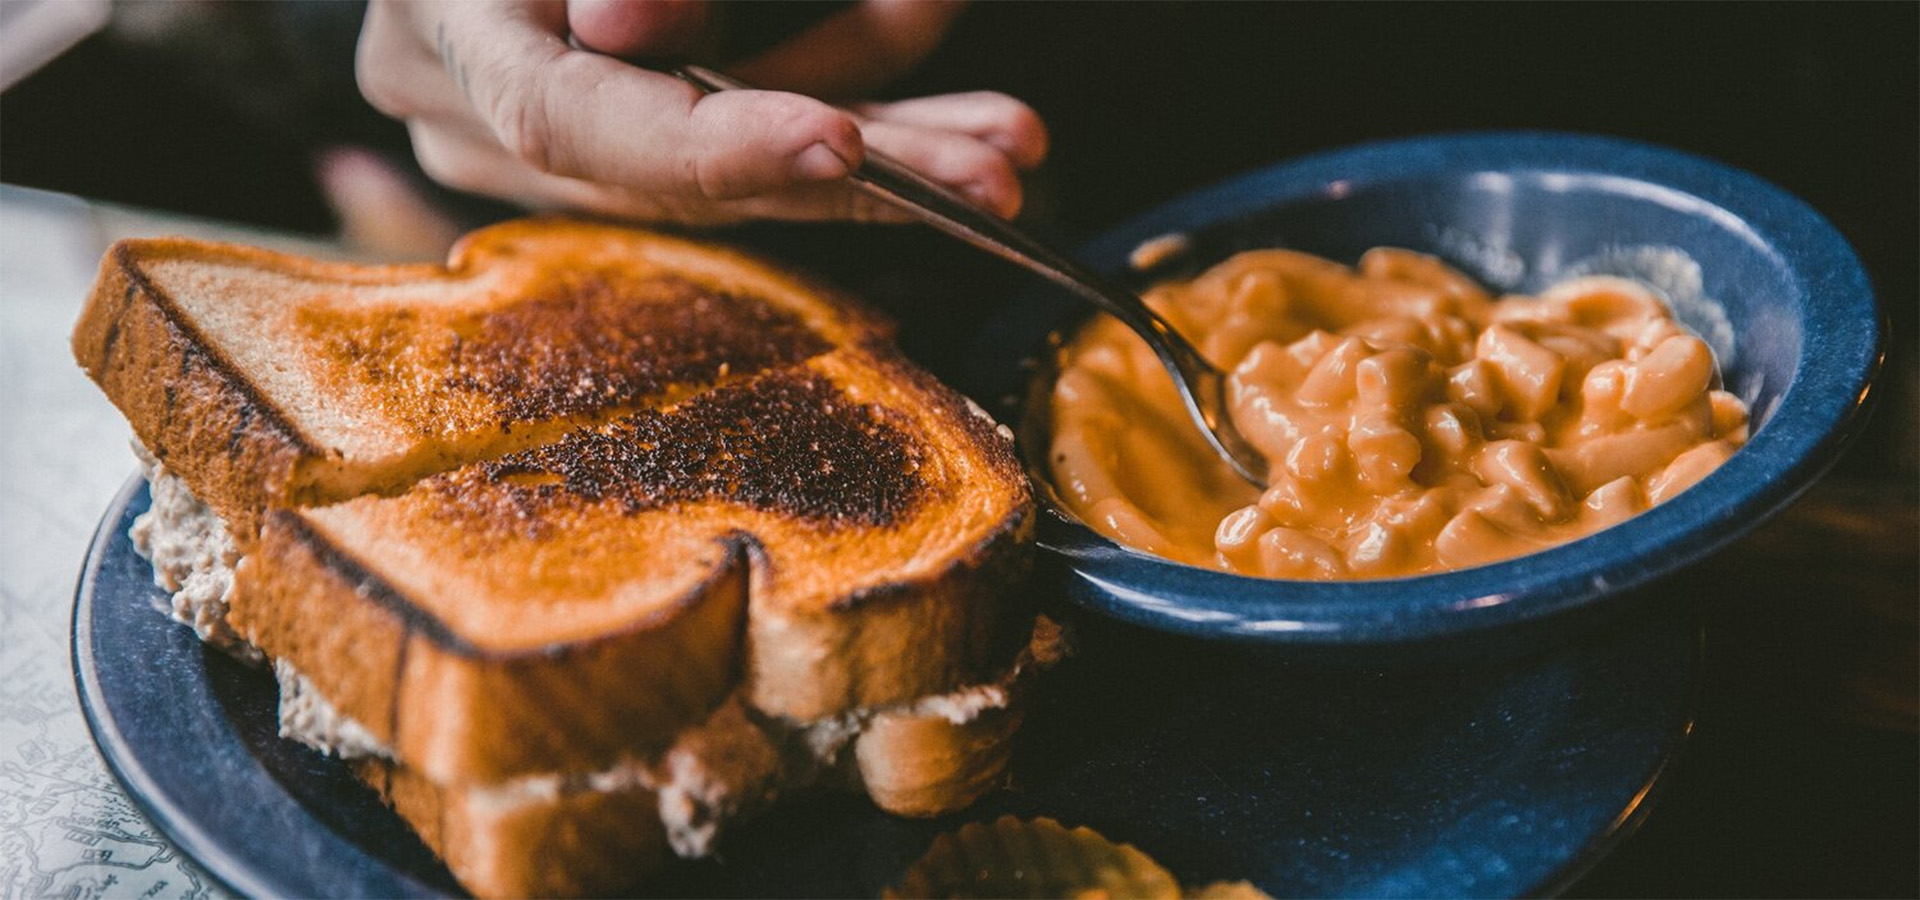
[131,445,260,663]
[275,658,390,760]
[131,456,1054,859]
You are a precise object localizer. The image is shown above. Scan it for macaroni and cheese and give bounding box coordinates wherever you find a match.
[1048,247,1749,580]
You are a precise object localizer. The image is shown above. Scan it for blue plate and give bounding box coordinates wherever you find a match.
[77,473,1701,898]
[966,132,1882,644]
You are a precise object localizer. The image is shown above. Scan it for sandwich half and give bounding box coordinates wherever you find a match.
[75,219,1049,898]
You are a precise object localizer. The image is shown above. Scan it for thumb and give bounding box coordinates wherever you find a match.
[567,0,711,61]
[440,6,864,200]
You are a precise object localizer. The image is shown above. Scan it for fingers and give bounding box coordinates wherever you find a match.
[567,0,712,60]
[848,92,1052,219]
[354,0,1049,224]
[429,2,866,200]
[406,115,918,225]
[859,92,1050,170]
[858,119,1025,219]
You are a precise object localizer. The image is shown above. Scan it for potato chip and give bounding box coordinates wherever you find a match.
[886,816,1181,899]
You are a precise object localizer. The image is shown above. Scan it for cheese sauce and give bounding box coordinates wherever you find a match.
[1048,248,1749,579]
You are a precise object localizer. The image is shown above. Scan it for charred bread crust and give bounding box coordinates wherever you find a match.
[234,510,749,784]
[872,344,1032,492]
[229,344,1035,748]
[745,349,1036,721]
[746,503,1034,722]
[72,242,317,541]
[351,757,669,900]
[452,217,894,350]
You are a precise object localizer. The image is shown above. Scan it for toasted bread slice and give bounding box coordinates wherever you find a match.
[354,616,1059,900]
[73,220,879,538]
[353,691,1023,900]
[80,218,1040,896]
[853,615,1064,817]
[352,757,669,900]
[229,331,1031,785]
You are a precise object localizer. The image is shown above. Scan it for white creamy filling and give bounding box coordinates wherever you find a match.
[130,445,262,664]
[273,658,393,760]
[451,658,1041,859]
[132,456,1054,860]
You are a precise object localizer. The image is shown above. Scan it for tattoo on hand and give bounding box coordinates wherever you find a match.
[435,21,471,97]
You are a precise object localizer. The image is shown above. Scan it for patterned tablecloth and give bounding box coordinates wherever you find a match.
[0,187,343,899]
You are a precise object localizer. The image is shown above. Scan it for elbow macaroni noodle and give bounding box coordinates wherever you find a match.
[1048,247,1749,580]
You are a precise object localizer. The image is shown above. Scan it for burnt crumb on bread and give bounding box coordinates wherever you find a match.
[446,369,927,534]
[71,219,880,540]
[306,273,833,429]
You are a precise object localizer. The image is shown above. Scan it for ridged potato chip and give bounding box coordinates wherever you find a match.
[1184,881,1272,899]
[887,815,1182,899]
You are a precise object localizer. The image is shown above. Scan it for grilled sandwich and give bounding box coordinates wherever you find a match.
[74,219,1050,898]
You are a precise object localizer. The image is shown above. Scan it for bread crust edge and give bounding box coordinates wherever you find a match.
[233,510,750,784]
[73,241,322,540]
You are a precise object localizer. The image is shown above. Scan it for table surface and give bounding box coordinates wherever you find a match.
[2,184,1913,899]
[0,186,352,899]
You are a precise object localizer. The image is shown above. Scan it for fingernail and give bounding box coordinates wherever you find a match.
[791,142,852,181]
[965,183,1014,216]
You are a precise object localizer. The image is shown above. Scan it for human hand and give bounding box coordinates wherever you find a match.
[355,0,1048,225]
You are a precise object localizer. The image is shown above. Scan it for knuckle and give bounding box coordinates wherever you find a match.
[687,153,727,201]
[957,90,1030,124]
[685,152,757,202]
[353,1,439,121]
[965,90,1024,115]
[489,90,553,174]
[775,96,840,133]
[483,53,571,175]
[410,129,489,193]
[976,93,1048,160]
[759,92,853,147]
[686,94,851,201]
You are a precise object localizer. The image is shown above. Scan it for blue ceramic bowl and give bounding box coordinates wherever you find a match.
[978,132,1882,644]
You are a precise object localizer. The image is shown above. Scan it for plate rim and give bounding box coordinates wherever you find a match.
[72,471,1703,899]
[72,472,449,899]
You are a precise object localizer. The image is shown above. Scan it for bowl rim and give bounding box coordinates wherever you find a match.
[1030,130,1885,642]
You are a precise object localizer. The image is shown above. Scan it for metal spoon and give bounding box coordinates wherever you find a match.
[675,65,1271,486]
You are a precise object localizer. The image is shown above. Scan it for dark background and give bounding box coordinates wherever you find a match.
[4,2,1914,896]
